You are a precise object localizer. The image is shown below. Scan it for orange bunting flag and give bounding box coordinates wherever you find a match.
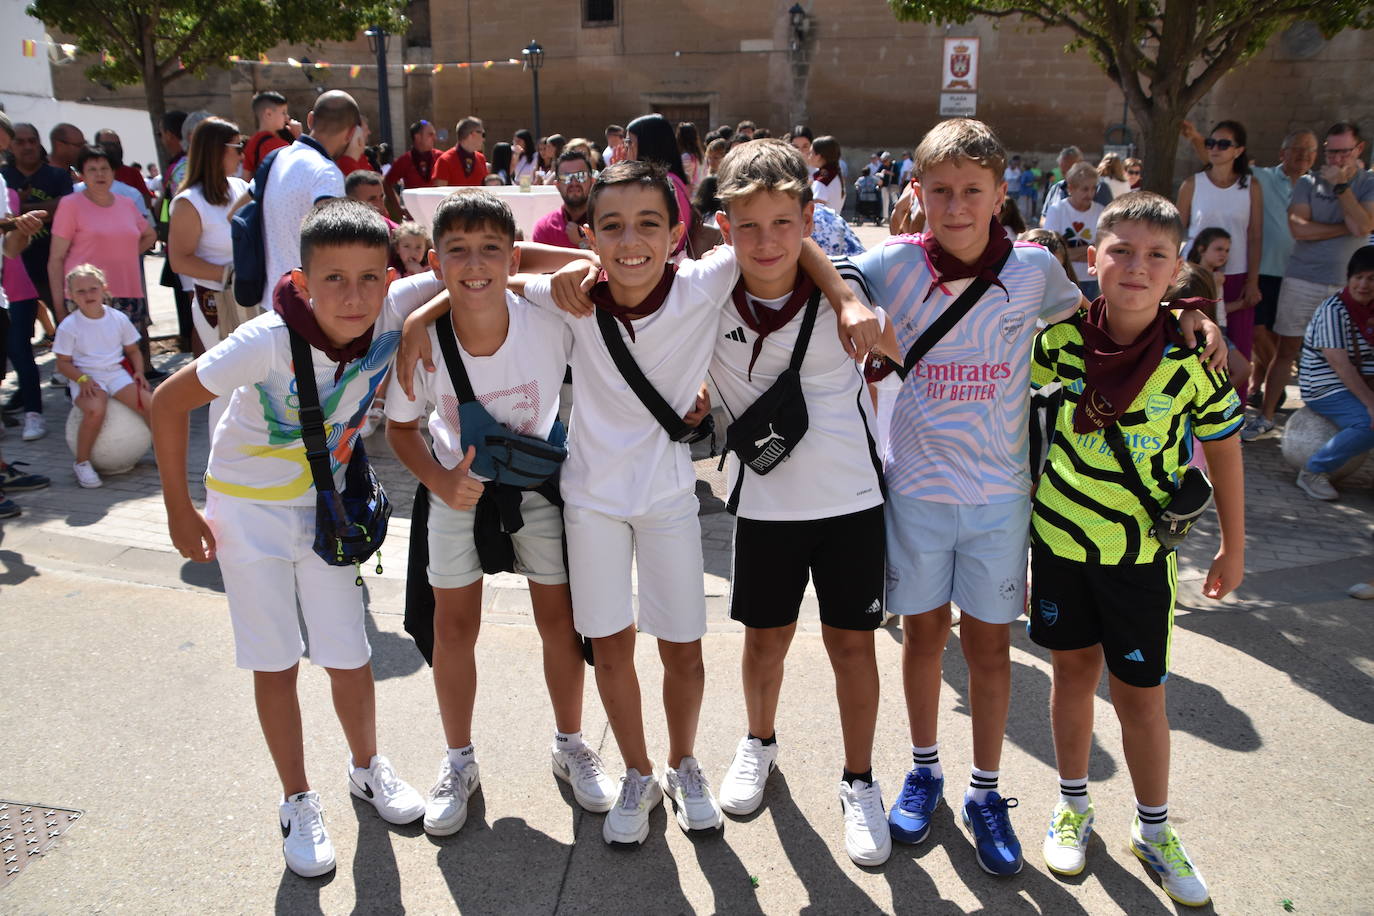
[483,60,494,69]
[457,61,469,68]
[432,63,443,74]
[403,63,416,73]
[21,39,36,57]
[349,64,361,78]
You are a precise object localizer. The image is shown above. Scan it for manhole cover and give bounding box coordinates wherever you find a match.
[0,801,84,889]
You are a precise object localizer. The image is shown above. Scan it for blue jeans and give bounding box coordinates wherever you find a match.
[1306,389,1374,473]
[4,298,41,413]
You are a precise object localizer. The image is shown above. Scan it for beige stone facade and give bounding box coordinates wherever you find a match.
[47,1,1373,182]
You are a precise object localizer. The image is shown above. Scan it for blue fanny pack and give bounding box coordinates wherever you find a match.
[435,313,567,490]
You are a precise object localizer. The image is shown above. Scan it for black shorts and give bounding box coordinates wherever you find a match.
[1254,274,1284,329]
[730,505,885,631]
[1027,546,1178,688]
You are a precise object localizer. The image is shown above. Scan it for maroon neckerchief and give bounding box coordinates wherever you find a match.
[918,216,1012,303]
[1073,296,1209,434]
[411,147,435,183]
[456,147,477,177]
[730,272,816,380]
[1339,287,1374,352]
[813,164,839,187]
[588,265,677,342]
[272,273,374,382]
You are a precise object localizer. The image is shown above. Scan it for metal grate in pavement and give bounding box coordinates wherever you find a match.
[0,801,84,889]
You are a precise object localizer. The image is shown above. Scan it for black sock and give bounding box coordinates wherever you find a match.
[842,768,874,786]
[748,732,777,746]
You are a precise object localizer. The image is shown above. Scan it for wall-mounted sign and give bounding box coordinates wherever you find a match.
[939,92,977,117]
[941,37,979,92]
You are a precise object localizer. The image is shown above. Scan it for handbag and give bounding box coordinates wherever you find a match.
[716,288,820,514]
[288,328,392,582]
[594,306,716,447]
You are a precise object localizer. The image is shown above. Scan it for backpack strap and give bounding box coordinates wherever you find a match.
[288,327,337,495]
[1100,422,1167,532]
[433,312,479,404]
[594,306,695,441]
[892,248,1012,380]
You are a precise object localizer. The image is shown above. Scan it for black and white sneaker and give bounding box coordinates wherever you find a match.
[279,791,335,878]
[347,754,425,824]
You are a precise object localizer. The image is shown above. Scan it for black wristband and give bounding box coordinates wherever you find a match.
[1333,182,1351,195]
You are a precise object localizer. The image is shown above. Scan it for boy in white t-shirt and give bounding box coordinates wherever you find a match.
[705,140,892,866]
[1041,161,1107,297]
[150,199,426,879]
[52,263,150,489]
[399,160,879,846]
[385,192,618,837]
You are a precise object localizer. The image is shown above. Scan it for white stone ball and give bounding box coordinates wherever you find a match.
[64,398,152,474]
[1280,406,1368,481]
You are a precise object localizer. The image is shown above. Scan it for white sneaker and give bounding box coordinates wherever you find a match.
[552,742,617,813]
[423,755,481,836]
[839,778,891,866]
[279,791,335,878]
[602,769,663,845]
[21,412,45,441]
[73,460,102,488]
[347,754,425,825]
[1296,468,1339,500]
[719,736,779,816]
[1043,800,1094,876]
[1130,818,1210,906]
[662,756,723,832]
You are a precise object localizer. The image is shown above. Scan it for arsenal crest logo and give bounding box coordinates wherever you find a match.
[1000,311,1026,341]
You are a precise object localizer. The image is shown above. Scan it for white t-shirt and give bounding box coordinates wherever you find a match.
[196,280,414,505]
[522,251,741,516]
[173,177,250,291]
[708,288,885,521]
[253,136,344,305]
[52,305,140,371]
[385,276,573,478]
[811,175,843,211]
[1041,198,1105,249]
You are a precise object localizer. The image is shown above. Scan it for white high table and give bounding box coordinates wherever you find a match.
[402,185,562,237]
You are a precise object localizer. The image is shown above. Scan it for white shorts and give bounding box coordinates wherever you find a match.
[427,488,568,589]
[205,492,372,672]
[68,365,134,400]
[564,489,706,643]
[885,493,1030,625]
[1273,276,1341,338]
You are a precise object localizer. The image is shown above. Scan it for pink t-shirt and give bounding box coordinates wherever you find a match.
[3,189,39,302]
[52,191,146,298]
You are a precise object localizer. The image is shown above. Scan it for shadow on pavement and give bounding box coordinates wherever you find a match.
[766,770,883,914]
[362,594,425,682]
[0,543,40,587]
[273,861,335,915]
[347,795,423,916]
[179,558,224,591]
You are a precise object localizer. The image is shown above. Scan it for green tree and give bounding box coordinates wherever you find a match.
[27,0,406,167]
[888,0,1373,192]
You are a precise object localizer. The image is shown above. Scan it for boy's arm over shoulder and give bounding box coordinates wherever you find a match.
[1030,318,1076,389]
[1187,352,1244,442]
[679,244,740,308]
[195,316,279,397]
[385,332,437,424]
[387,271,446,320]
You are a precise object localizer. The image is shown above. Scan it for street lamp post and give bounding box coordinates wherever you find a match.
[365,26,393,151]
[522,39,545,141]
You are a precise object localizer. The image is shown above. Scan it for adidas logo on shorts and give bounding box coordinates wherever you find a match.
[865,599,881,615]
[724,327,747,343]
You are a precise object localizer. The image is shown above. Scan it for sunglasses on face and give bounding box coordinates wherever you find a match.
[1325,146,1357,156]
[557,170,591,184]
[225,142,245,151]
[1127,169,1142,176]
[1204,138,1236,150]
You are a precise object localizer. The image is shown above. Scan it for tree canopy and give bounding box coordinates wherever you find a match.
[888,0,1374,191]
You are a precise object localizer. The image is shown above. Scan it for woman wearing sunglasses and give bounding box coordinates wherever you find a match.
[1177,120,1264,396]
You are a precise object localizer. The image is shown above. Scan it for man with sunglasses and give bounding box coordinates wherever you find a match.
[529,150,594,250]
[1245,122,1374,441]
[434,117,488,187]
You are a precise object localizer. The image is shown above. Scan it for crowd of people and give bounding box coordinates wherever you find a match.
[1,85,1372,904]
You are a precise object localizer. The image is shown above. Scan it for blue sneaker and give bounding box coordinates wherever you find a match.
[961,792,1023,875]
[0,461,50,492]
[0,494,19,519]
[888,767,943,844]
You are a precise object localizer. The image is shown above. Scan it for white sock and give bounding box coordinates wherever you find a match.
[1136,800,1168,839]
[1059,776,1090,814]
[447,744,475,769]
[967,767,1000,804]
[555,730,584,752]
[912,743,942,780]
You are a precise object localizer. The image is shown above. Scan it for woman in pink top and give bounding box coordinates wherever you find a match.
[5,188,45,427]
[48,144,156,334]
[626,114,693,258]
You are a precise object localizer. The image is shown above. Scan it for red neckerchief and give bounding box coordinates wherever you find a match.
[411,148,434,183]
[813,164,839,186]
[1073,296,1209,434]
[588,265,677,342]
[1339,287,1374,352]
[730,272,816,380]
[917,216,1012,302]
[272,273,375,382]
[456,147,476,177]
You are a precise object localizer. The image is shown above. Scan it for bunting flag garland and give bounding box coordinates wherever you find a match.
[13,39,519,76]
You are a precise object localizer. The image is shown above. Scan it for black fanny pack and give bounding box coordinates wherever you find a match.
[1103,423,1213,549]
[716,290,821,513]
[594,307,716,447]
[289,329,392,583]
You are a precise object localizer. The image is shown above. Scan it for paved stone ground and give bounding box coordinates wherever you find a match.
[3,246,1373,913]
